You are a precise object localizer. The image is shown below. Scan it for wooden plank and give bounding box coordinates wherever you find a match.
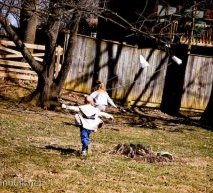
[0,40,45,50]
[0,59,31,68]
[0,66,37,75]
[0,53,44,59]
[0,40,19,47]
[24,43,45,50]
[126,48,140,101]
[0,71,37,80]
[0,40,64,52]
[33,57,43,62]
[181,55,213,110]
[98,41,109,83]
[0,45,20,54]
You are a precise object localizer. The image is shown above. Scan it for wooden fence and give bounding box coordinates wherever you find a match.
[1,36,213,111]
[181,55,213,110]
[0,40,63,80]
[64,35,169,106]
[64,35,213,111]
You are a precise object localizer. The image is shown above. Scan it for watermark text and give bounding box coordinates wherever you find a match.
[0,180,45,187]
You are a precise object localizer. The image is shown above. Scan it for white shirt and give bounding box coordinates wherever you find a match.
[63,104,113,131]
[90,91,117,108]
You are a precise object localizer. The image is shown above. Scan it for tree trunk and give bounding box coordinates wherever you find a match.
[1,3,81,109]
[21,72,60,109]
[30,0,62,108]
[20,0,38,44]
[160,45,188,115]
[31,6,81,108]
[34,75,60,108]
[200,84,213,130]
[55,12,81,90]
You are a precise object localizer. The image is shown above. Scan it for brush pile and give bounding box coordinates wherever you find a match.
[111,143,173,163]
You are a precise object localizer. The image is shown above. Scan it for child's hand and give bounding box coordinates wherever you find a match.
[109,115,114,120]
[98,122,104,128]
[62,103,66,109]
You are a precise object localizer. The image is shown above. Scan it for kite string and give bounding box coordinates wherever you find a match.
[106,62,174,91]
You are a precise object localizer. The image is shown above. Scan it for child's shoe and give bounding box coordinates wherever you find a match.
[81,150,87,156]
[62,103,66,109]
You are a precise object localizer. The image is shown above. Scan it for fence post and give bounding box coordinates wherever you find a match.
[55,45,63,78]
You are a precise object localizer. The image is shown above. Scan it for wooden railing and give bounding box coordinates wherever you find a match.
[0,40,63,80]
[180,23,213,47]
[155,19,213,47]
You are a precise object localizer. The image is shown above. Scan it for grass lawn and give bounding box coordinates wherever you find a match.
[0,80,212,193]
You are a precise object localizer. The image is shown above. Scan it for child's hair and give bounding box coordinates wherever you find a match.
[92,81,106,92]
[96,81,106,91]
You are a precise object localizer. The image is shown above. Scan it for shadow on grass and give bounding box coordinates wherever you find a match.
[45,145,81,156]
[62,121,81,127]
[113,106,210,131]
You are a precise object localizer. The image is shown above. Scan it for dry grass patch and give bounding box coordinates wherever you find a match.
[0,80,212,193]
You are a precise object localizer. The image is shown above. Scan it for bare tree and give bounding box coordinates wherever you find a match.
[1,0,213,130]
[0,0,103,108]
[20,0,38,43]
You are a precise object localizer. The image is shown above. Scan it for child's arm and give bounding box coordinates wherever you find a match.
[90,91,98,98]
[98,111,114,119]
[62,104,80,112]
[106,94,117,108]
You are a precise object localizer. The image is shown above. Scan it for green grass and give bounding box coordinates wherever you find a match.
[0,101,212,193]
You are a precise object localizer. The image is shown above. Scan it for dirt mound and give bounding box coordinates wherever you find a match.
[111,144,173,163]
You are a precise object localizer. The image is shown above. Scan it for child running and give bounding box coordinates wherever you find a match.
[62,96,114,156]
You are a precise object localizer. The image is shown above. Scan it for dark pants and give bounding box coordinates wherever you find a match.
[80,128,92,152]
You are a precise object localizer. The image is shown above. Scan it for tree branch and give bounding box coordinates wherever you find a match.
[0,15,43,74]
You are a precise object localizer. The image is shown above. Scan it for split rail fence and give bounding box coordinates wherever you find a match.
[0,40,63,81]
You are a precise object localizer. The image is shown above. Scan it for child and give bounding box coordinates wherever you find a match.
[89,81,117,111]
[62,96,114,156]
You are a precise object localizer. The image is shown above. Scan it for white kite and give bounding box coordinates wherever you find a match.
[172,56,182,65]
[140,54,150,68]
